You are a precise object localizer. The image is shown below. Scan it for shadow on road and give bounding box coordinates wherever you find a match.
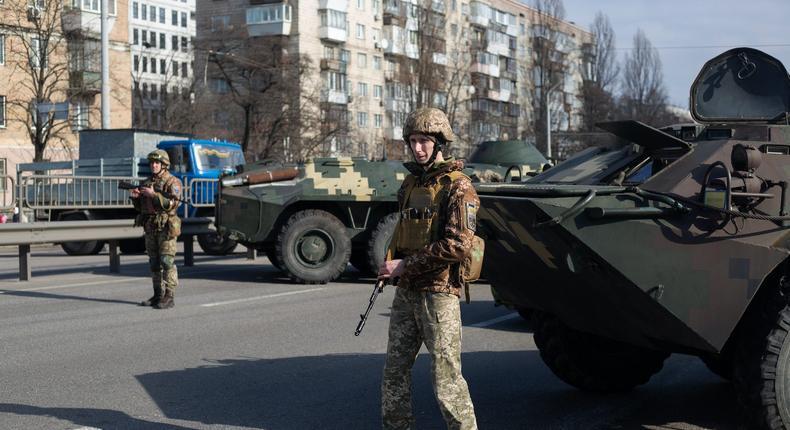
[0,403,194,430]
[0,289,140,305]
[130,352,738,430]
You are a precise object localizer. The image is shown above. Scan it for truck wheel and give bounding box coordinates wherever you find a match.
[732,279,790,429]
[532,311,669,392]
[59,213,105,256]
[263,245,282,270]
[197,231,238,255]
[366,213,399,276]
[275,209,351,284]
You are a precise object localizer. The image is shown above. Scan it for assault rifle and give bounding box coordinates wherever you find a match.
[354,279,387,336]
[118,180,143,191]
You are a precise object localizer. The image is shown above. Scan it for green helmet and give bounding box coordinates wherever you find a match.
[147,149,170,168]
[402,107,456,144]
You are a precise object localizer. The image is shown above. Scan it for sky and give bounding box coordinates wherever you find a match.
[557,0,790,109]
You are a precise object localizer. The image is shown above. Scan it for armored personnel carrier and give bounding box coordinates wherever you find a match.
[475,48,790,428]
[216,139,547,284]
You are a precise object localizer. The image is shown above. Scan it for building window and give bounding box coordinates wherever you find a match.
[172,35,178,51]
[172,60,178,76]
[150,57,156,73]
[160,58,166,75]
[159,33,165,49]
[181,62,187,77]
[357,111,367,127]
[0,96,6,128]
[172,9,177,25]
[181,36,187,52]
[374,113,382,128]
[133,55,139,71]
[358,82,368,96]
[30,37,47,69]
[373,84,382,98]
[356,24,365,39]
[357,53,366,68]
[247,4,292,24]
[142,56,148,72]
[151,84,158,100]
[142,29,147,44]
[211,15,230,31]
[149,31,156,48]
[372,55,381,70]
[319,10,346,29]
[150,6,157,22]
[181,11,187,27]
[323,45,334,59]
[133,1,138,19]
[357,0,364,10]
[409,30,417,44]
[133,28,138,45]
[159,7,165,23]
[340,49,350,64]
[141,4,147,20]
[210,78,230,94]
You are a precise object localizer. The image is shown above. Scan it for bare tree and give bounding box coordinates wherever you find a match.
[580,11,618,132]
[4,0,72,162]
[620,29,668,125]
[528,0,568,156]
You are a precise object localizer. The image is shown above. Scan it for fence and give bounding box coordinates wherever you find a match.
[18,174,137,210]
[1,175,15,211]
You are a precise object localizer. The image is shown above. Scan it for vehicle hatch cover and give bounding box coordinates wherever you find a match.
[690,47,790,123]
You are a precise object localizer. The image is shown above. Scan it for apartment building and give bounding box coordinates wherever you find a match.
[0,0,132,183]
[194,0,593,160]
[129,0,196,128]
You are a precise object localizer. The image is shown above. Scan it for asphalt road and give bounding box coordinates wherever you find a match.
[0,244,740,430]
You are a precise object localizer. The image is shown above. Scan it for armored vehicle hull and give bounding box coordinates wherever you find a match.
[476,48,790,427]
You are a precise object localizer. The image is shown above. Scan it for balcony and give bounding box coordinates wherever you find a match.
[487,88,513,102]
[320,58,347,73]
[62,8,112,35]
[471,62,500,77]
[319,25,347,43]
[385,126,403,140]
[69,70,101,94]
[432,52,447,65]
[246,4,292,37]
[319,0,348,11]
[468,14,489,28]
[486,40,509,57]
[321,89,349,104]
[383,98,409,112]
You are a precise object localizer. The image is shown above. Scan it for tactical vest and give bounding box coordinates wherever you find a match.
[137,172,182,238]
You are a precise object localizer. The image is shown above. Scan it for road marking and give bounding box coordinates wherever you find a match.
[0,265,261,293]
[469,312,519,328]
[201,288,325,307]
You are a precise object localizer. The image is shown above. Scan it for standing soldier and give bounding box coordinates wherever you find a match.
[378,108,479,430]
[130,150,182,310]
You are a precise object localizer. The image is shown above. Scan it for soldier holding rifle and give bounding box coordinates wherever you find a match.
[129,150,182,309]
[377,108,479,430]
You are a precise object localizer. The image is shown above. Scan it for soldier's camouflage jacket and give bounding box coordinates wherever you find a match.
[131,170,182,238]
[387,158,480,297]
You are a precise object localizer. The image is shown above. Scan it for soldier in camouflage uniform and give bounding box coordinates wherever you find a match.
[378,108,479,430]
[131,149,182,310]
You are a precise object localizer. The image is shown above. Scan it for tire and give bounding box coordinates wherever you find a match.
[275,209,351,284]
[733,276,790,429]
[59,213,105,256]
[365,213,399,276]
[532,311,669,392]
[119,238,146,254]
[197,231,239,255]
[263,245,282,270]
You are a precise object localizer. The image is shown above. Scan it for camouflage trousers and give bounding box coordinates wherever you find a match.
[382,287,477,430]
[144,231,178,293]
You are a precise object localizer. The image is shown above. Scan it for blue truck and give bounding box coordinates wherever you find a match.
[17,129,245,255]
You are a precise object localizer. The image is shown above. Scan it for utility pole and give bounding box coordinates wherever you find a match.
[545,81,562,161]
[101,0,110,129]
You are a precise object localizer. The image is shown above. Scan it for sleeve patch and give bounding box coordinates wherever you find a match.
[171,184,180,197]
[465,201,477,231]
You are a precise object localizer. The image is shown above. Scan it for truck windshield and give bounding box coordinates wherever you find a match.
[193,144,245,171]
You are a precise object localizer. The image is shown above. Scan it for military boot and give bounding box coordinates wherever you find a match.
[140,286,163,306]
[154,289,175,309]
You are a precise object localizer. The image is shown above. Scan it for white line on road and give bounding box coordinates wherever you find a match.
[200,288,325,307]
[469,312,520,328]
[0,265,261,293]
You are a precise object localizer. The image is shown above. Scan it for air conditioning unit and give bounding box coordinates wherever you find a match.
[373,14,380,21]
[27,6,41,21]
[379,100,384,107]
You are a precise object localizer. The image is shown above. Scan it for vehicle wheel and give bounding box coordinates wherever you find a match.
[119,238,146,254]
[733,276,790,429]
[275,209,351,284]
[263,245,282,270]
[59,213,105,255]
[532,311,669,392]
[197,231,238,255]
[366,213,399,275]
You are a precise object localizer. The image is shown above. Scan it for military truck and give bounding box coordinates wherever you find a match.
[475,48,790,428]
[18,130,244,255]
[216,140,547,284]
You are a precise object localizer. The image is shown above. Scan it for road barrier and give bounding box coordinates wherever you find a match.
[0,217,217,281]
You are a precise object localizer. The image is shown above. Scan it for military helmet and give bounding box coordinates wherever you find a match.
[147,149,170,167]
[402,107,455,144]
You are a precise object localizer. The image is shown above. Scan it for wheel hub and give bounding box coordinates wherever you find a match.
[296,229,334,266]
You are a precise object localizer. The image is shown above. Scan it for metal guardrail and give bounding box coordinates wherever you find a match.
[185,177,218,208]
[1,175,15,211]
[0,217,217,281]
[18,174,139,210]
